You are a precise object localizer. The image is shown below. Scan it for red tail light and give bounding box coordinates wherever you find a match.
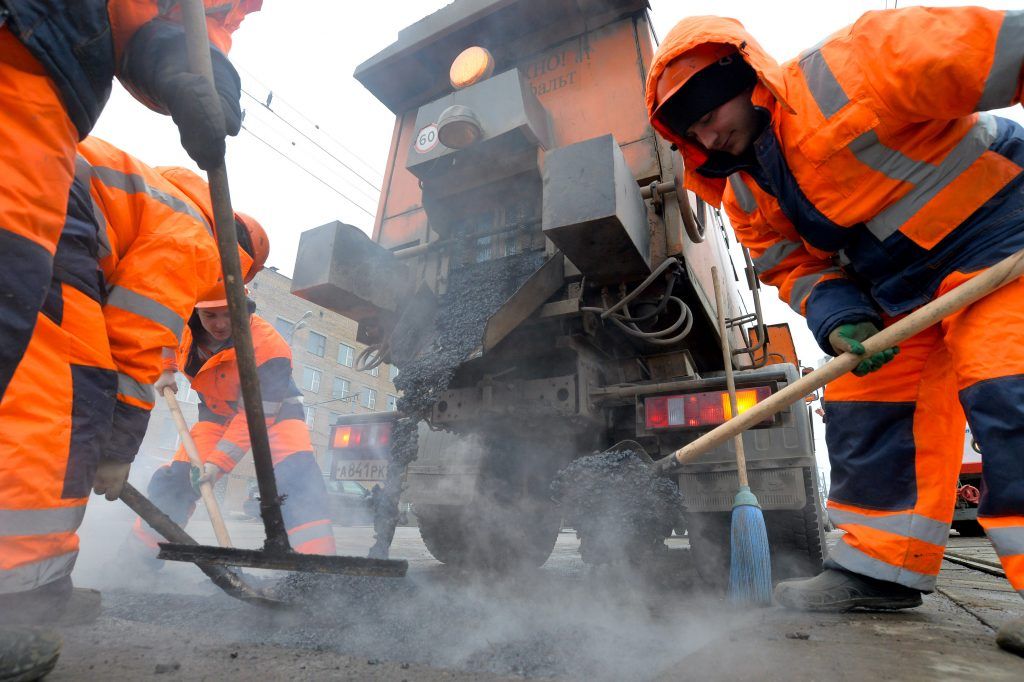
[331,422,393,449]
[644,386,772,430]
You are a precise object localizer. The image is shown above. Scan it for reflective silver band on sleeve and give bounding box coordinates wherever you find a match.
[105,286,185,342]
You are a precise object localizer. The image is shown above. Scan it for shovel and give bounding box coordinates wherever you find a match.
[162,386,232,548]
[654,247,1024,472]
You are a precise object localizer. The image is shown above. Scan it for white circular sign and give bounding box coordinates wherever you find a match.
[415,124,439,153]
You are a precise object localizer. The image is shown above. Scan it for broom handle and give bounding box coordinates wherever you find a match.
[712,267,750,488]
[163,386,233,548]
[661,246,1024,469]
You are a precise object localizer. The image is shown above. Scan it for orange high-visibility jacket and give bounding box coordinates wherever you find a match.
[156,166,256,293]
[647,8,1024,352]
[169,314,307,472]
[75,137,223,459]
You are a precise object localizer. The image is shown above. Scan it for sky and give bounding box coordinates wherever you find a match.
[91,0,1024,478]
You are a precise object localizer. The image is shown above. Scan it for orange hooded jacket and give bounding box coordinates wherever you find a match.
[647,8,1024,352]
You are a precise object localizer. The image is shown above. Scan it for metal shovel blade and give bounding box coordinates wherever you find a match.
[157,544,408,578]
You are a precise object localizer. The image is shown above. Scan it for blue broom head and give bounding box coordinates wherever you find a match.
[728,486,772,606]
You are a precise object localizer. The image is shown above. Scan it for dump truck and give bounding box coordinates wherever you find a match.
[292,0,828,583]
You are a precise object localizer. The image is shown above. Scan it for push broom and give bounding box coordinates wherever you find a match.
[711,267,771,605]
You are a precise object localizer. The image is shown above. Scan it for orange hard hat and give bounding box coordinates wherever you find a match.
[235,212,269,282]
[651,43,737,124]
[196,285,251,309]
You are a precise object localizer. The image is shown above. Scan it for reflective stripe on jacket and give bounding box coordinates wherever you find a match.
[1,0,260,137]
[646,8,1024,352]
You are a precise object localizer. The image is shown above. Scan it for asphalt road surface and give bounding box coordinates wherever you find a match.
[53,500,1024,681]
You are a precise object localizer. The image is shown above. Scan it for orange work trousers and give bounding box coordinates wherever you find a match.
[823,270,1024,596]
[0,27,80,402]
[0,282,117,595]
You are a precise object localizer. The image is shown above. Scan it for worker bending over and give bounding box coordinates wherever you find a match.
[0,137,265,682]
[645,6,1024,654]
[128,292,337,559]
[0,0,258,406]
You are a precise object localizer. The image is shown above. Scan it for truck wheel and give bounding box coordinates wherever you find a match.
[686,511,731,588]
[952,520,985,537]
[686,467,826,588]
[417,498,561,570]
[764,466,826,581]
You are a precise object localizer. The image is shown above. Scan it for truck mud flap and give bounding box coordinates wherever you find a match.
[678,466,807,512]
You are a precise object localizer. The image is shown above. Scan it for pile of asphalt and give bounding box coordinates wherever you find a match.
[370,251,547,558]
[552,449,683,565]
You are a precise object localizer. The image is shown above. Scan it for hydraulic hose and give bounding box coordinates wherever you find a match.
[581,257,694,346]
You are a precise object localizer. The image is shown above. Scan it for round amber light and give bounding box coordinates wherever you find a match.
[450,46,495,89]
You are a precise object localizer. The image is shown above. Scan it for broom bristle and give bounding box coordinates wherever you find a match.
[728,491,772,606]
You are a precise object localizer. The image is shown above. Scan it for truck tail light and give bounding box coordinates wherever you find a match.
[331,422,393,449]
[644,386,772,430]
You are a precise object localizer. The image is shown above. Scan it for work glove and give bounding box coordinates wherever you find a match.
[120,20,242,170]
[161,68,242,170]
[190,462,223,494]
[154,370,177,396]
[92,458,132,501]
[828,321,899,377]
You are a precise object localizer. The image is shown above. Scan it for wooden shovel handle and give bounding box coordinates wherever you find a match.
[661,247,1024,469]
[162,386,233,548]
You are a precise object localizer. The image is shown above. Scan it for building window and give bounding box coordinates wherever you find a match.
[306,330,326,357]
[274,317,295,344]
[332,377,350,400]
[366,365,379,377]
[337,343,354,367]
[175,375,200,404]
[157,417,180,450]
[386,394,398,412]
[362,387,376,410]
[302,366,322,392]
[304,406,316,427]
[388,365,399,381]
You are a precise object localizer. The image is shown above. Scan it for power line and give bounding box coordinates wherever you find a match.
[235,63,384,181]
[240,123,375,218]
[240,102,381,204]
[242,89,383,193]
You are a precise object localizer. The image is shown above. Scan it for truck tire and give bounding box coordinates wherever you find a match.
[686,467,826,588]
[416,499,561,570]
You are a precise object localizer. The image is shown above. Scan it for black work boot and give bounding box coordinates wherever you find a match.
[0,627,62,682]
[774,568,923,612]
[997,616,1024,657]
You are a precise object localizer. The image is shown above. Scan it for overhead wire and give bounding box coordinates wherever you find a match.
[235,63,383,181]
[240,122,375,218]
[240,100,380,205]
[241,88,382,193]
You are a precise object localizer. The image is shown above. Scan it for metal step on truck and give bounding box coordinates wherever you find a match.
[292,0,828,584]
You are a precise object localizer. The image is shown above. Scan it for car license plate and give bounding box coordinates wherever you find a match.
[334,459,388,481]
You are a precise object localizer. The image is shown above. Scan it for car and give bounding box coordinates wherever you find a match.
[241,477,413,526]
[324,477,376,526]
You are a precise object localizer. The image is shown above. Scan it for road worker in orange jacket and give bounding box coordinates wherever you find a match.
[0,1,259,412]
[129,294,337,560]
[0,136,266,631]
[646,6,1024,654]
